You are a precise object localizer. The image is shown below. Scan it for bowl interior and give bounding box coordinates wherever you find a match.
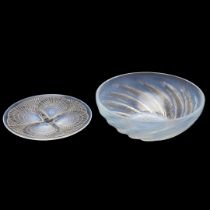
[97,73,204,120]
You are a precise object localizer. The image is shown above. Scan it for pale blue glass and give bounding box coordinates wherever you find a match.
[3,94,92,141]
[96,72,205,141]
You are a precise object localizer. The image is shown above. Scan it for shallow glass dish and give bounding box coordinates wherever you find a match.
[96,72,205,141]
[3,94,92,141]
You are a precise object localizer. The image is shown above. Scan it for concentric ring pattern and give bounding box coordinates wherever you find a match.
[96,72,205,141]
[3,94,92,140]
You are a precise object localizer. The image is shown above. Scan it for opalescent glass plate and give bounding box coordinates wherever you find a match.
[3,94,92,140]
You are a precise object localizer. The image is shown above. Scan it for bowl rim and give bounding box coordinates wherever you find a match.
[3,94,92,141]
[96,72,205,121]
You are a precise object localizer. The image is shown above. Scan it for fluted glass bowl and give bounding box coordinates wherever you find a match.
[96,72,205,141]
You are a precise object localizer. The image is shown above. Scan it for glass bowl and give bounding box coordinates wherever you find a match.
[96,72,205,141]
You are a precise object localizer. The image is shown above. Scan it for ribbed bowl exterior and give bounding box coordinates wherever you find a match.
[96,72,205,141]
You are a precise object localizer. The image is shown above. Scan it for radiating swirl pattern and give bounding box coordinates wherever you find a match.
[3,94,92,140]
[96,72,205,141]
